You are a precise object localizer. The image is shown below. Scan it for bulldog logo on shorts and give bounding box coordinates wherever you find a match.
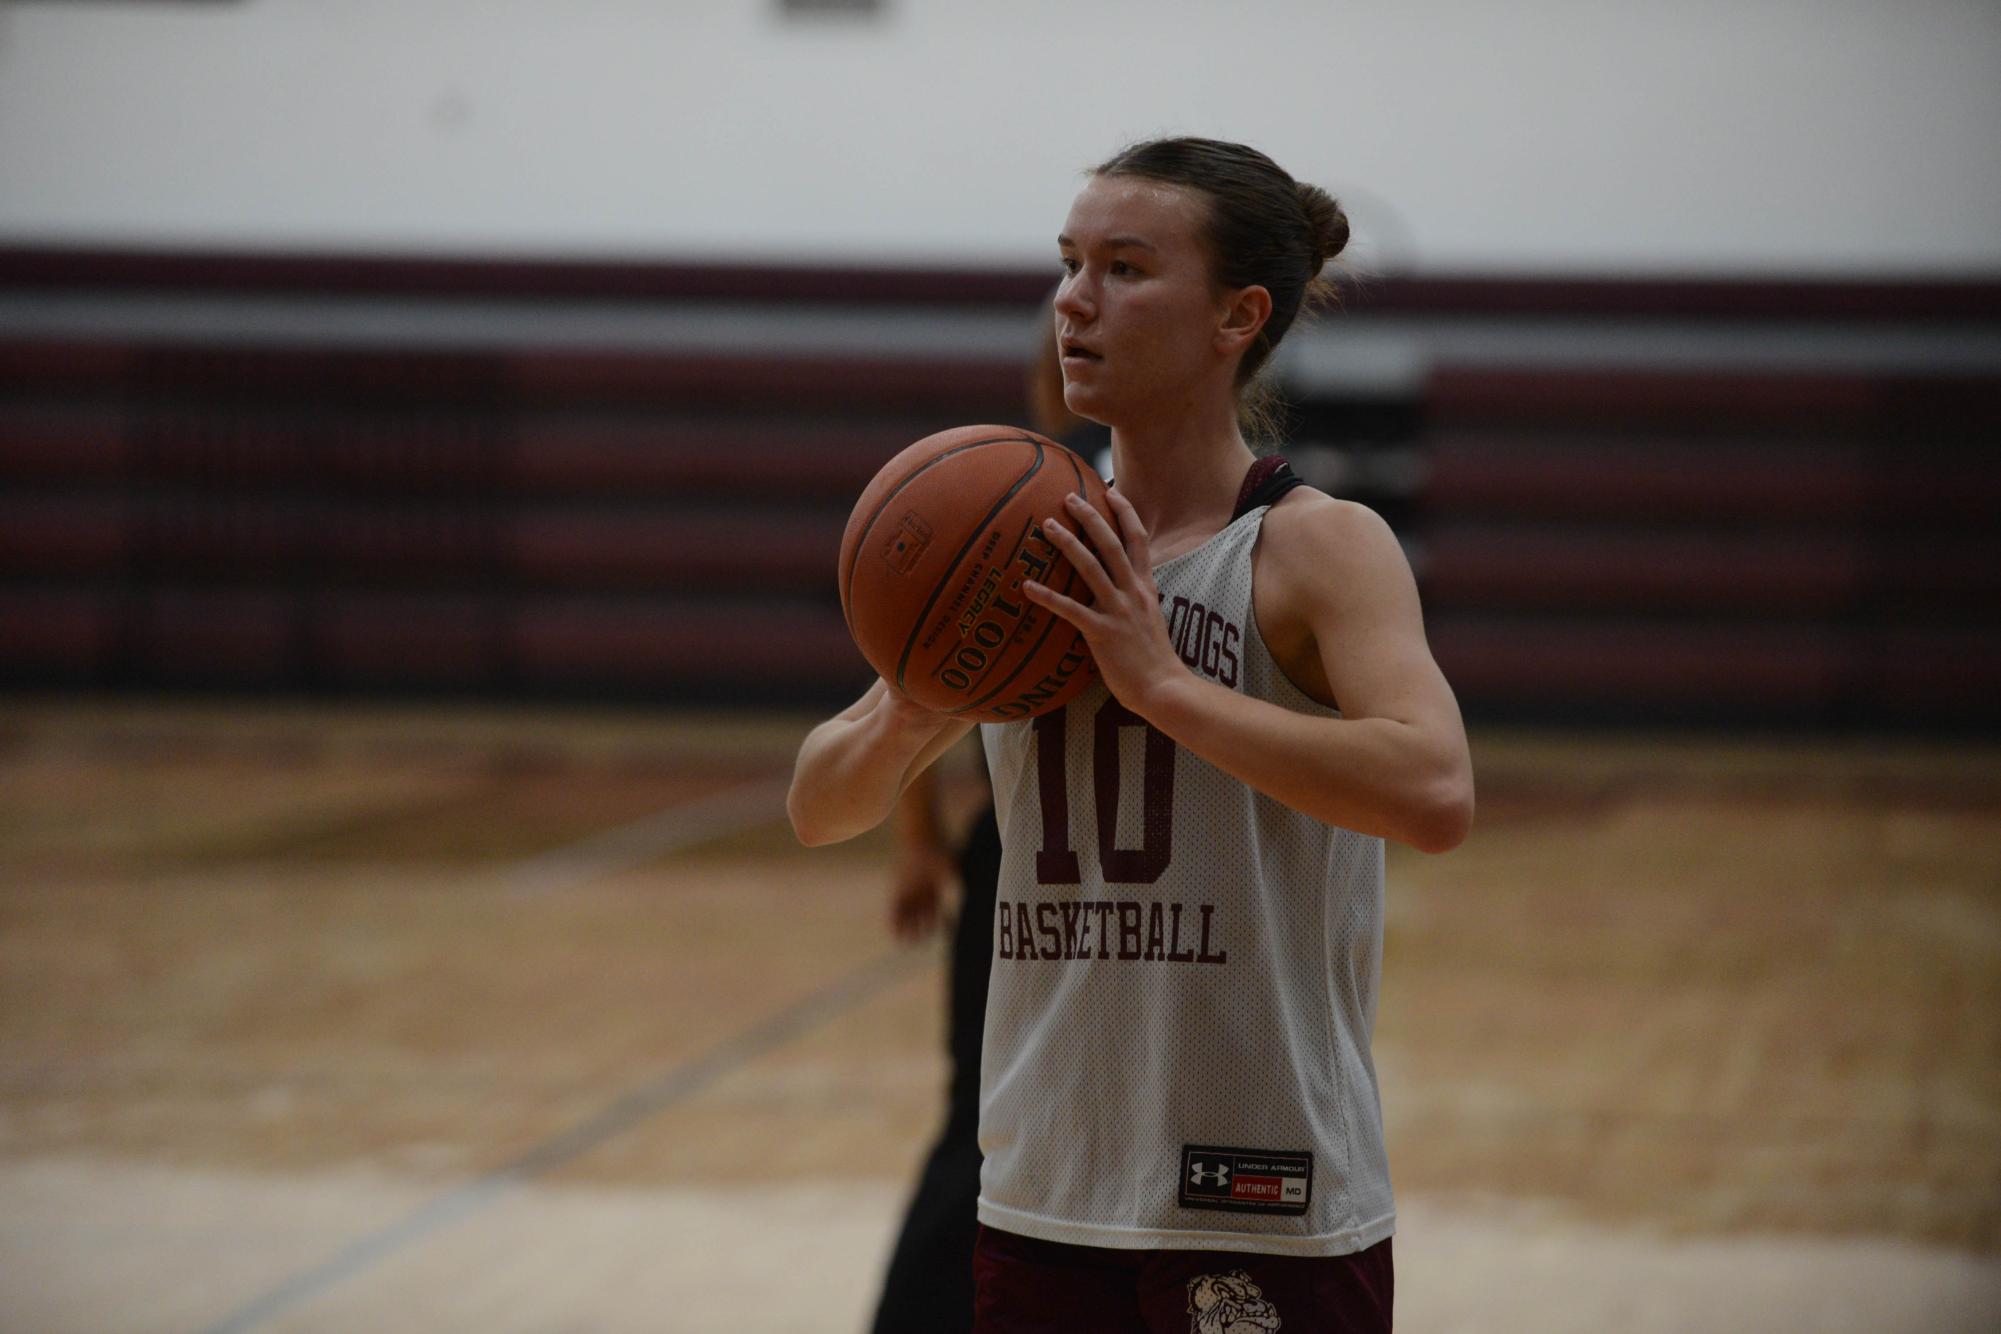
[1186,1269,1282,1333]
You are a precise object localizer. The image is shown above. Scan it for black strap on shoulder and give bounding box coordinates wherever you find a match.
[1231,455,1308,522]
[1106,455,1306,523]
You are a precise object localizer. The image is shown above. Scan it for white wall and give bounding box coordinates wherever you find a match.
[2,0,1998,275]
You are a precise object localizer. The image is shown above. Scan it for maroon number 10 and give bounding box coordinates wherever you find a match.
[1032,699,1176,885]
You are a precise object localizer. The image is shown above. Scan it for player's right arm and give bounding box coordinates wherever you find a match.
[787,678,975,846]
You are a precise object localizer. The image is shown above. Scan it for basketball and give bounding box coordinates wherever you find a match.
[838,424,1112,722]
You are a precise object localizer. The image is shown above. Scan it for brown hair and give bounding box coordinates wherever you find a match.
[1093,137,1348,439]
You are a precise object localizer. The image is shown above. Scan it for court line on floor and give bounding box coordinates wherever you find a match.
[199,945,925,1334]
[502,773,796,896]
[200,772,925,1334]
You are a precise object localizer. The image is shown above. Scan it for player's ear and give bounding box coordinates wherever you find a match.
[1215,285,1272,360]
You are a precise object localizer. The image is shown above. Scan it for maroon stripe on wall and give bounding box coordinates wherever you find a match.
[0,247,1056,308]
[1427,366,2001,433]
[2,246,1997,319]
[0,338,1028,414]
[1347,274,2001,321]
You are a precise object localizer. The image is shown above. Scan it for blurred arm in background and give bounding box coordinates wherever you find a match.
[888,763,956,941]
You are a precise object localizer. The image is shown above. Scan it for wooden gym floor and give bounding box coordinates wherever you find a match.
[1,698,1998,1332]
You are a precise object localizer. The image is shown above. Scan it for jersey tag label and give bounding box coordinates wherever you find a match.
[1178,1144,1313,1217]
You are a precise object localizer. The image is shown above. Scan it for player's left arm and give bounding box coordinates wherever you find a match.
[1028,489,1473,852]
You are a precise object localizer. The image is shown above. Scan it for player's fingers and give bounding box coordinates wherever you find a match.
[1104,490,1154,573]
[1064,493,1139,589]
[1102,491,1159,598]
[1021,577,1100,633]
[1041,517,1118,606]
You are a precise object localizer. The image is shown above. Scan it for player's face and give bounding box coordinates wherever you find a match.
[1053,176,1232,427]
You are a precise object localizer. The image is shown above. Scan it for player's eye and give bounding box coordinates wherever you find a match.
[1109,260,1136,277]
[1059,256,1080,276]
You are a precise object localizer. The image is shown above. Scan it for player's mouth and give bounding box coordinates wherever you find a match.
[1060,339,1102,367]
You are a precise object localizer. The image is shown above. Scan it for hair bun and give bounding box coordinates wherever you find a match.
[1298,183,1350,267]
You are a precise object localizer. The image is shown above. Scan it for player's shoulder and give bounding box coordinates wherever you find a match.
[1259,487,1405,575]
[1253,487,1416,628]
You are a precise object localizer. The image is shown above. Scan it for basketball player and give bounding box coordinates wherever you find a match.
[868,304,1108,1334]
[792,138,1473,1333]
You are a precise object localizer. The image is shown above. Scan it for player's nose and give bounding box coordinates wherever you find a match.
[1054,271,1095,324]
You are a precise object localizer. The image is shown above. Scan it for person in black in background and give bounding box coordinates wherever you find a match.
[868,298,1107,1334]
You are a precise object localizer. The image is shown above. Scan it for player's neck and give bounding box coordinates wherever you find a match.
[1108,399,1255,560]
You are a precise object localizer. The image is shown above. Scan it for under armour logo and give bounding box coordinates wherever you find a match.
[1189,1161,1231,1187]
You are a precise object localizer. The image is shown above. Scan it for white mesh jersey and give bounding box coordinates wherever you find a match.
[976,498,1392,1256]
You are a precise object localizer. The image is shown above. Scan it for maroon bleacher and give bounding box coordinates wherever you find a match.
[1417,364,2001,724]
[0,332,979,702]
[1,248,1996,724]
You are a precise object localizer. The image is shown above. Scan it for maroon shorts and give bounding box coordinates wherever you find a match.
[972,1224,1392,1333]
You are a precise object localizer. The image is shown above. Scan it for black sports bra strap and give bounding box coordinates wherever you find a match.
[1105,455,1307,524]
[1232,455,1308,522]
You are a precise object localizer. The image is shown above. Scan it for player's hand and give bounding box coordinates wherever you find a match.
[874,677,955,732]
[888,848,952,941]
[1021,490,1189,717]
